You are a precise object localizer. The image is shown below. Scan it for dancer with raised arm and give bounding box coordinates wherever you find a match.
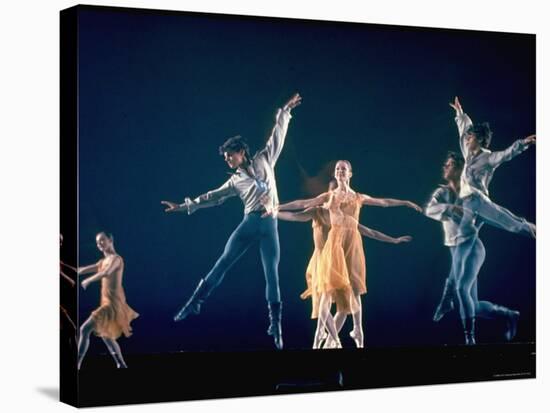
[272,180,412,349]
[77,232,139,369]
[162,93,302,350]
[276,160,421,348]
[426,152,520,345]
[449,97,536,238]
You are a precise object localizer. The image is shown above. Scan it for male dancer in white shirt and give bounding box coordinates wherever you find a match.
[449,96,536,238]
[426,152,520,345]
[162,93,302,350]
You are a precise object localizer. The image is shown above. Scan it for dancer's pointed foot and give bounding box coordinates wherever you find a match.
[464,333,476,345]
[313,333,324,349]
[173,279,210,322]
[527,223,536,239]
[267,302,283,350]
[322,337,333,349]
[174,301,201,322]
[349,329,364,348]
[505,310,520,341]
[433,300,455,322]
[463,317,476,345]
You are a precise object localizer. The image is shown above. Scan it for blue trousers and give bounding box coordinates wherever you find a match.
[203,212,281,303]
[459,193,534,237]
[448,236,506,320]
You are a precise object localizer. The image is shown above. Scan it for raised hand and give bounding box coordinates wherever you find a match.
[283,93,302,111]
[395,235,413,244]
[449,96,464,116]
[523,134,536,146]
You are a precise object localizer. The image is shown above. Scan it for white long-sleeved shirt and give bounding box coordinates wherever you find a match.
[425,185,478,246]
[455,113,529,198]
[184,108,292,215]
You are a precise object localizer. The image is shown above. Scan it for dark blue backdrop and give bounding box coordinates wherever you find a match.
[75,9,535,355]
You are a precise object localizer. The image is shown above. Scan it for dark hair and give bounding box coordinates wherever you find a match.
[446,151,464,171]
[328,179,338,191]
[466,122,492,148]
[218,135,251,159]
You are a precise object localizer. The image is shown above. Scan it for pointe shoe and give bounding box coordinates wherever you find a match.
[349,329,364,348]
[323,336,342,349]
[433,300,455,322]
[322,337,334,349]
[313,333,325,349]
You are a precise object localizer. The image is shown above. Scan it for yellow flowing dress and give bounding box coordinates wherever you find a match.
[316,191,366,315]
[91,256,139,339]
[299,207,331,319]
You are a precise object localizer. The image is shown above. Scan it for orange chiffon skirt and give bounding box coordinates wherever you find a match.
[91,284,139,340]
[315,226,366,315]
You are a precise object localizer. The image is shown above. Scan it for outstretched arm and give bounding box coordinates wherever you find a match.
[60,270,76,287]
[162,178,236,215]
[263,93,302,165]
[61,261,77,272]
[488,134,535,168]
[77,262,99,276]
[278,192,330,211]
[277,208,316,222]
[81,257,122,290]
[360,194,422,212]
[424,187,464,223]
[358,224,412,244]
[278,192,331,212]
[425,188,453,222]
[450,96,473,158]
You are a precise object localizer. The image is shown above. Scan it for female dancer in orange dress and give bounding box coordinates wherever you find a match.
[278,161,421,348]
[274,181,412,349]
[77,232,139,370]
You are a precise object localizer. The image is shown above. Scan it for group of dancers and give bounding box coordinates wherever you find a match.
[70,93,535,369]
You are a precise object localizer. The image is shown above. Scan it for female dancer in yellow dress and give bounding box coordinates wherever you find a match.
[77,232,139,370]
[274,181,412,349]
[277,161,421,348]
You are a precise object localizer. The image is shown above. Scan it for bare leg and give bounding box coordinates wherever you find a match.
[77,316,95,370]
[313,317,326,349]
[323,311,347,349]
[334,311,347,333]
[350,294,364,348]
[315,293,340,349]
[102,338,128,368]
